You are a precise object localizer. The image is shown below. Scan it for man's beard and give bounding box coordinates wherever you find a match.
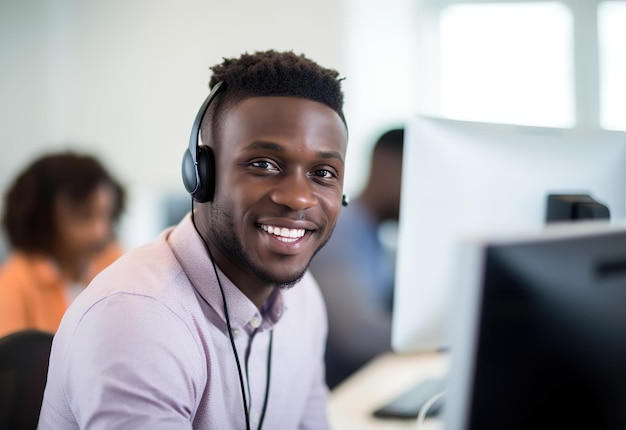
[209,202,308,289]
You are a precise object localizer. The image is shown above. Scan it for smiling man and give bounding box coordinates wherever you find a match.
[38,50,348,430]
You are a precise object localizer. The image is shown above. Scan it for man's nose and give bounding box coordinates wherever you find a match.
[268,174,318,210]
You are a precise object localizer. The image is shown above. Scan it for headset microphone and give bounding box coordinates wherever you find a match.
[342,194,349,207]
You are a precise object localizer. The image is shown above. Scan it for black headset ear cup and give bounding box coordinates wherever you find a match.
[193,145,215,203]
[182,149,198,195]
[182,82,224,203]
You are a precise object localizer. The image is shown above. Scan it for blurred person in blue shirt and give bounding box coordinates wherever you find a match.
[310,127,404,388]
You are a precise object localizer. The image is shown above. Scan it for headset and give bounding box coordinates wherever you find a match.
[181,81,224,203]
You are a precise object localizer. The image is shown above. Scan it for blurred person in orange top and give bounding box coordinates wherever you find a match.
[0,151,126,337]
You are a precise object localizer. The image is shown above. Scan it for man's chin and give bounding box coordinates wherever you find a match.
[271,279,300,290]
[261,269,307,290]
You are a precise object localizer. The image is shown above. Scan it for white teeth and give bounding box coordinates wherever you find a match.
[261,224,305,240]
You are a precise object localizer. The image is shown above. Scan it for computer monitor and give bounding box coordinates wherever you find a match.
[444,221,626,430]
[392,115,626,352]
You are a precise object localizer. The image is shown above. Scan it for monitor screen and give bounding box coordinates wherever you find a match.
[444,221,626,430]
[392,115,626,352]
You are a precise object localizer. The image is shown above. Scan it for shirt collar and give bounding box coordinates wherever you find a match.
[167,213,287,334]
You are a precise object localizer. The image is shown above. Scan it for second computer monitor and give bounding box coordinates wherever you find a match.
[444,221,626,430]
[392,115,626,353]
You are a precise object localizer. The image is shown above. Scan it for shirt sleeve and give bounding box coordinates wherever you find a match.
[62,293,205,429]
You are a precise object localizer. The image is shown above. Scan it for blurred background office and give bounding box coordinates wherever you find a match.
[2,0,625,256]
[1,0,625,375]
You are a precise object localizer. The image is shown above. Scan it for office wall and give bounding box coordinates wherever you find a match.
[340,0,420,202]
[0,0,418,251]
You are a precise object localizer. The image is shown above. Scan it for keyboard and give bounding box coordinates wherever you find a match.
[371,377,447,420]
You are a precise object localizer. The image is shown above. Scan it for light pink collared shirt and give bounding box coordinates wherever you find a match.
[38,214,330,430]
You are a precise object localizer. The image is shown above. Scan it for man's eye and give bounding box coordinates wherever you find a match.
[314,169,334,178]
[252,160,273,169]
[251,160,280,172]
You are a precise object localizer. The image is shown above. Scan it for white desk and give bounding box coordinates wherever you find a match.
[328,351,449,430]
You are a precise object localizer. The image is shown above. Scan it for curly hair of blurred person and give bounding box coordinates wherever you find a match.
[0,151,126,337]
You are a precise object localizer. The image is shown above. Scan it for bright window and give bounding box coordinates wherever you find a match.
[599,1,626,131]
[438,2,574,127]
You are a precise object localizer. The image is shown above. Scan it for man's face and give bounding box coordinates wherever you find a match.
[203,96,348,288]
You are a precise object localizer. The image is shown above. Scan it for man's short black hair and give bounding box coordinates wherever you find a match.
[203,50,347,142]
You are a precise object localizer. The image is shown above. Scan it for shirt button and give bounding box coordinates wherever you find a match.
[231,328,240,337]
[250,315,261,328]
[252,411,260,422]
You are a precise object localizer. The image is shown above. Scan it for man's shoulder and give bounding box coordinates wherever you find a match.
[104,233,180,280]
[74,233,192,317]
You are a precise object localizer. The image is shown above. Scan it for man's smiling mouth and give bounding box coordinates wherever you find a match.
[260,224,306,243]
